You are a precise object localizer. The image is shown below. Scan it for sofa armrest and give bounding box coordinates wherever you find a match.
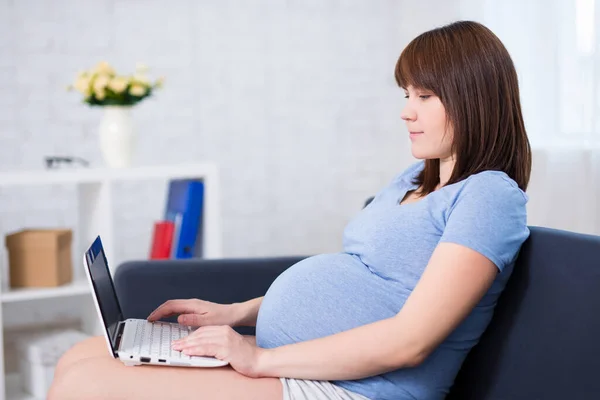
[113,256,308,334]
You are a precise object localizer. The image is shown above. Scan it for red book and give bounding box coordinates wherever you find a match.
[149,221,175,259]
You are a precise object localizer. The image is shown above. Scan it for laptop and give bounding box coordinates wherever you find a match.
[83,235,229,368]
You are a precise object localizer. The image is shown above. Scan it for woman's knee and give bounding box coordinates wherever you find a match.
[54,336,108,379]
[49,358,108,400]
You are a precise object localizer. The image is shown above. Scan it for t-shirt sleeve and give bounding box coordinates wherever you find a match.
[439,174,530,272]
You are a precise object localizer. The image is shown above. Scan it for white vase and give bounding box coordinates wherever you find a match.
[98,106,136,168]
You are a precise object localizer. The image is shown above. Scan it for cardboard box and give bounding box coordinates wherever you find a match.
[5,229,73,288]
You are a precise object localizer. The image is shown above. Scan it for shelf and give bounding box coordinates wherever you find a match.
[0,163,217,187]
[0,162,222,261]
[0,161,223,400]
[1,279,90,304]
[6,374,40,400]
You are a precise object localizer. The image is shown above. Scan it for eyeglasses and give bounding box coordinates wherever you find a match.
[44,156,90,169]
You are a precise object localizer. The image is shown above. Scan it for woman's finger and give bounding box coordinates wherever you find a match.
[177,313,208,326]
[175,336,221,352]
[183,342,221,357]
[175,328,224,345]
[148,300,186,321]
[147,299,195,321]
[182,325,225,339]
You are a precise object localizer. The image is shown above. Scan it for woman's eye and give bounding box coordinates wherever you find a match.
[404,93,432,99]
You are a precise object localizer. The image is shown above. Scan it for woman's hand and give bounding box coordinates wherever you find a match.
[172,325,266,378]
[147,299,242,327]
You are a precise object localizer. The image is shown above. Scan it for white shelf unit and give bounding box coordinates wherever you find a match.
[0,163,222,400]
[0,280,90,304]
[5,375,34,400]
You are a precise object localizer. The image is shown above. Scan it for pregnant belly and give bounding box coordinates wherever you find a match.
[255,253,410,349]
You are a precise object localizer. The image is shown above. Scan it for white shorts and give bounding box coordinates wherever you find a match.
[280,378,370,400]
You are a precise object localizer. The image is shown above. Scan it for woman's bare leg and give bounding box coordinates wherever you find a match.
[49,336,281,400]
[54,336,110,378]
[55,336,257,377]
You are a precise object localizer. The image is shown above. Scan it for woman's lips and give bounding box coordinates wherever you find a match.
[409,131,424,139]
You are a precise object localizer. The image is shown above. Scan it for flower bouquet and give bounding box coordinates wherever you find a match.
[68,61,164,106]
[68,61,165,168]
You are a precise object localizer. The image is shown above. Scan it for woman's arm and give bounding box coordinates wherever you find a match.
[255,242,498,381]
[232,296,264,327]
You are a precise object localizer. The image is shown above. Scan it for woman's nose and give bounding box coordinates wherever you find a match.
[401,105,416,122]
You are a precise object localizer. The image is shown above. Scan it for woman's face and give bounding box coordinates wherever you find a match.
[401,85,453,160]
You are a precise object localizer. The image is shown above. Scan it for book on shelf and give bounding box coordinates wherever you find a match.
[149,221,175,259]
[150,179,204,259]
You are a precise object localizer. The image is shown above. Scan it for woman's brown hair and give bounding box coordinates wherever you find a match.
[395,20,532,193]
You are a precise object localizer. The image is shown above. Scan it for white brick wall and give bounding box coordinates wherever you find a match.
[0,0,461,262]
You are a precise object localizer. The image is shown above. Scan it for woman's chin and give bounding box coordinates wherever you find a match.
[410,148,430,159]
[410,147,448,160]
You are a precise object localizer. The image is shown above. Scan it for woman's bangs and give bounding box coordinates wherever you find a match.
[394,36,440,93]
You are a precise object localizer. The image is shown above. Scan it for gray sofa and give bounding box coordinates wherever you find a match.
[114,226,600,399]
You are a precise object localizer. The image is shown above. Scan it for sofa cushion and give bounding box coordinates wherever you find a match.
[448,226,600,399]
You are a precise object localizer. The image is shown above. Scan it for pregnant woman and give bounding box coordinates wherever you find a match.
[50,20,531,400]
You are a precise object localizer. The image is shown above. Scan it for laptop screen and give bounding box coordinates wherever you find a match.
[85,236,124,351]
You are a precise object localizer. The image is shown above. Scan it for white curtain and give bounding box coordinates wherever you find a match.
[460,0,600,235]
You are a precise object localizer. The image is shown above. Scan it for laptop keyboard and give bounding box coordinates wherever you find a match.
[130,320,193,361]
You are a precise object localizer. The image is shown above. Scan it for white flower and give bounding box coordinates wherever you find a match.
[95,61,115,75]
[108,76,128,93]
[95,89,106,100]
[93,74,110,92]
[132,74,150,85]
[74,76,90,94]
[129,84,146,97]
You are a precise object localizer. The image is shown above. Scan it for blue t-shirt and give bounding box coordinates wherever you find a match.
[256,161,530,400]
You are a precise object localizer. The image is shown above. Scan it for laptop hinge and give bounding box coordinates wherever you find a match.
[114,321,126,354]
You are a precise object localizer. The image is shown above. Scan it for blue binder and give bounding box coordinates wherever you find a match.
[164,179,204,259]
